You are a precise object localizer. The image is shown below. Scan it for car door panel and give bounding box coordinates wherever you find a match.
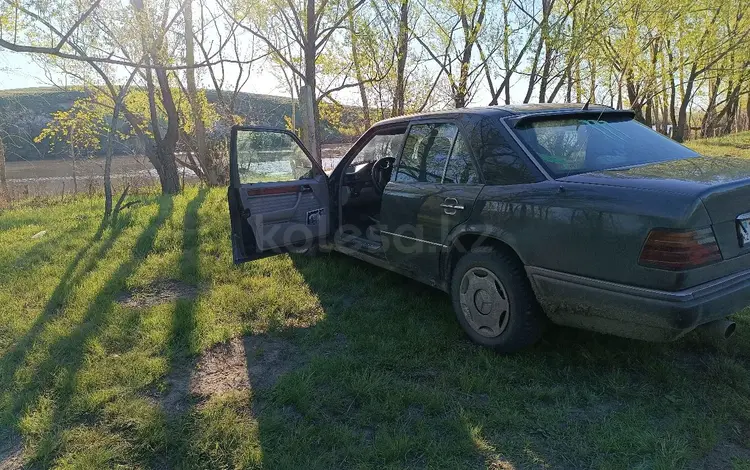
[382,183,481,279]
[228,126,330,264]
[380,120,484,281]
[240,176,329,251]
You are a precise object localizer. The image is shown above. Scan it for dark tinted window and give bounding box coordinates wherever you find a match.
[395,123,457,183]
[513,116,698,177]
[470,117,542,185]
[443,133,479,184]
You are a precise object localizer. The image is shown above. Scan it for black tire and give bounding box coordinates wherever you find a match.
[450,246,546,353]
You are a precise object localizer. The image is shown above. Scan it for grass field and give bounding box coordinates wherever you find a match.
[688,131,750,159]
[2,135,750,469]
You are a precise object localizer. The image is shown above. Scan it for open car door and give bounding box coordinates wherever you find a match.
[228,126,331,264]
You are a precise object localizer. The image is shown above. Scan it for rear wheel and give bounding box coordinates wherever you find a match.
[450,247,546,352]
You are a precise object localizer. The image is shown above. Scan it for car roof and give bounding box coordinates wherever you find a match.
[374,103,615,126]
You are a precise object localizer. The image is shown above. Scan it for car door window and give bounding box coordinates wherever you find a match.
[236,130,319,184]
[395,123,457,183]
[351,131,405,165]
[443,132,479,184]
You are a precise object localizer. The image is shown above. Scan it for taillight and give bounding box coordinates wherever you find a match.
[639,228,722,270]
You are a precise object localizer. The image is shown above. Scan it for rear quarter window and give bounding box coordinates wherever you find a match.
[468,117,544,185]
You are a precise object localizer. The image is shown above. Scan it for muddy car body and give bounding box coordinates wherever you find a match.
[228,104,750,351]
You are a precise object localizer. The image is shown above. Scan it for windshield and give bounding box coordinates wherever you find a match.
[512,116,698,177]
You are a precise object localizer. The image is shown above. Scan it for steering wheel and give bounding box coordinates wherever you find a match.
[371,156,396,194]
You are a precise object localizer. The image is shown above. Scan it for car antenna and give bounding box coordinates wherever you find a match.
[581,98,591,110]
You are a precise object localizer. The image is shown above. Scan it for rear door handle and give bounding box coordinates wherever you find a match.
[440,197,464,215]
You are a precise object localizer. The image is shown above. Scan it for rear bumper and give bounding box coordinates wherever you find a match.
[526,266,750,341]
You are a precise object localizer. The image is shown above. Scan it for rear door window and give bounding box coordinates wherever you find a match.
[395,123,456,183]
[443,133,479,184]
[394,122,479,184]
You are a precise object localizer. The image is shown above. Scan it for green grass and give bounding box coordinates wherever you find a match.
[687,131,750,158]
[3,133,750,468]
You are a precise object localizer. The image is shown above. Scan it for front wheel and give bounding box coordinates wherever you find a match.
[450,247,546,353]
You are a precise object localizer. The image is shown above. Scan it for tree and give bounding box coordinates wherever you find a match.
[0,0,228,193]
[222,0,367,161]
[414,0,489,108]
[34,98,108,194]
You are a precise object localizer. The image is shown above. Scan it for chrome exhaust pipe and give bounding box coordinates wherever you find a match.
[697,319,736,340]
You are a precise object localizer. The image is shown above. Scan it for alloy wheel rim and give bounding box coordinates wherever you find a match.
[459,267,510,338]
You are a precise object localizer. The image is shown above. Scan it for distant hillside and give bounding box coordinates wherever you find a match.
[0,87,358,162]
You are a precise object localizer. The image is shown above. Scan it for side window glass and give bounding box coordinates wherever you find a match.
[395,123,457,183]
[351,132,405,165]
[474,118,544,185]
[235,129,318,184]
[444,133,479,184]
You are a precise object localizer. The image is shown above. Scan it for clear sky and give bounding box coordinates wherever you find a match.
[0,53,49,89]
[0,49,287,96]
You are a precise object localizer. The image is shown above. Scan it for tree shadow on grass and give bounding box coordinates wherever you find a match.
[1,196,174,466]
[150,188,208,467]
[0,219,92,284]
[0,219,124,366]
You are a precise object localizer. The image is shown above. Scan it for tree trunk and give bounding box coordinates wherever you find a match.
[536,0,553,103]
[589,56,596,103]
[299,85,319,163]
[673,66,697,143]
[0,136,7,200]
[722,86,742,135]
[184,0,218,186]
[502,0,511,105]
[524,36,544,103]
[625,70,645,122]
[538,46,552,103]
[301,0,321,162]
[392,0,409,116]
[133,0,181,195]
[69,128,78,194]
[455,38,472,108]
[347,0,370,129]
[104,95,123,221]
[665,42,678,134]
[701,77,721,137]
[453,0,485,108]
[144,59,181,194]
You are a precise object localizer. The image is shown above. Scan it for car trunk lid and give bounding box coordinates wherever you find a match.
[560,155,750,259]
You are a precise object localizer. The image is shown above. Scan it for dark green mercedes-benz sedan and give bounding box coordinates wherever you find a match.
[227,104,750,352]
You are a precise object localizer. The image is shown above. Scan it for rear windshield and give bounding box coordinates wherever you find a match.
[512,116,698,177]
